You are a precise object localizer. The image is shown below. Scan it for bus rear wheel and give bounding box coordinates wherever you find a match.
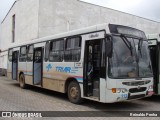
[19,74,27,89]
[68,81,82,104]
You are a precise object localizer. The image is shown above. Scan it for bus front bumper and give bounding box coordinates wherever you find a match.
[105,89,154,103]
[127,90,154,100]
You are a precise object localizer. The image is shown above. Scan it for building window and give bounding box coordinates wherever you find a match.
[49,40,64,62]
[19,46,27,62]
[12,15,15,43]
[64,37,81,62]
[8,49,13,62]
[27,45,34,62]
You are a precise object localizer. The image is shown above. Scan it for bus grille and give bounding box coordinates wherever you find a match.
[129,87,147,93]
[128,94,145,100]
[122,81,150,86]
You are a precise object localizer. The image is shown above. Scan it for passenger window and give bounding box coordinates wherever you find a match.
[45,42,50,62]
[49,40,64,62]
[19,46,27,62]
[64,37,81,62]
[27,45,34,61]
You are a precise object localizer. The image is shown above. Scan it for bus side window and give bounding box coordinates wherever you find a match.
[64,37,81,62]
[27,45,34,61]
[19,46,27,62]
[45,42,50,62]
[8,49,13,62]
[49,39,64,62]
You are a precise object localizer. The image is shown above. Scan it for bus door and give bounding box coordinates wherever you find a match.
[33,47,43,85]
[149,45,159,94]
[12,51,18,80]
[84,40,102,98]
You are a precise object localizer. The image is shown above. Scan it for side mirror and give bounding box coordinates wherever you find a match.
[106,39,113,58]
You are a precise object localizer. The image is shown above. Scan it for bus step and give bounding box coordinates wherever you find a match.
[34,85,42,87]
[93,89,99,97]
[93,81,99,89]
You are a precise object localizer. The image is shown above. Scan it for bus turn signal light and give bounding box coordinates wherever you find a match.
[112,88,116,93]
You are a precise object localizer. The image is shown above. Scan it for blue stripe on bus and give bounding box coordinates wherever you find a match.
[24,72,33,75]
[76,77,83,81]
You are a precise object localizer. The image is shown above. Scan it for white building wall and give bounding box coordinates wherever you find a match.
[0,0,39,73]
[0,51,8,69]
[0,0,160,71]
[0,0,39,51]
[0,3,16,51]
[38,0,160,37]
[1,0,160,51]
[15,0,39,43]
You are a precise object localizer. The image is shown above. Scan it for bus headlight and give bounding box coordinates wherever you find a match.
[121,88,128,93]
[112,88,128,93]
[116,89,121,93]
[149,85,153,89]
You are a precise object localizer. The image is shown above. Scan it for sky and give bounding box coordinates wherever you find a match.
[81,0,160,22]
[0,0,160,23]
[0,0,15,23]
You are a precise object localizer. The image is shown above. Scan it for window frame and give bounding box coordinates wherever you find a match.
[49,39,64,62]
[27,45,34,62]
[19,46,27,62]
[64,36,82,62]
[45,42,50,62]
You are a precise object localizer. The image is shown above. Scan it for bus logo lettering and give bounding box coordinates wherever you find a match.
[46,64,52,72]
[137,85,141,90]
[56,67,71,73]
[89,33,99,38]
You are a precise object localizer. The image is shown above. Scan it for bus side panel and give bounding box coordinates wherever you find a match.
[43,62,64,93]
[7,60,12,80]
[43,62,83,93]
[4,54,8,76]
[0,53,8,76]
[18,62,27,81]
[25,62,33,85]
[25,75,33,85]
[43,77,61,92]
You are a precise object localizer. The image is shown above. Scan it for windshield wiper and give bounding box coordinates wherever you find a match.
[138,38,143,57]
[120,34,133,56]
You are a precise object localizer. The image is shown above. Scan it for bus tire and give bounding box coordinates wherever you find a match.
[19,74,27,89]
[68,81,82,104]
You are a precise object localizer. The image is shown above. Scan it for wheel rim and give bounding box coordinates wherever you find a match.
[70,86,78,99]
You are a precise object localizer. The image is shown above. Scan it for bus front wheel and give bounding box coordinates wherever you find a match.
[68,81,82,104]
[19,74,27,89]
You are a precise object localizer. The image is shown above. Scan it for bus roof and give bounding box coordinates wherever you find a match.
[147,33,160,41]
[147,33,160,46]
[8,23,147,49]
[9,23,109,49]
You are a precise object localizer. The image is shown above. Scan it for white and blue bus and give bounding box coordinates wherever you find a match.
[7,23,154,104]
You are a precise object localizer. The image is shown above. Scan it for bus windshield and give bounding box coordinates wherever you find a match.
[108,35,153,79]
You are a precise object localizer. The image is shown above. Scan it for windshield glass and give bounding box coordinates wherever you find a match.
[134,40,153,77]
[108,36,152,79]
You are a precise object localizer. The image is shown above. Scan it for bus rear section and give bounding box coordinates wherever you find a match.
[148,34,160,95]
[0,52,8,76]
